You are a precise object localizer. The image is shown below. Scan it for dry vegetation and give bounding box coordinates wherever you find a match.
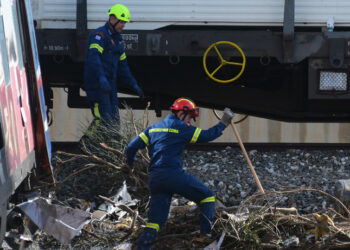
[24,106,350,249]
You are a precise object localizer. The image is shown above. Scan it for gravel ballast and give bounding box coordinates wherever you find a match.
[182,147,350,212]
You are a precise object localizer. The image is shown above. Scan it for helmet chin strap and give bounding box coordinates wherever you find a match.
[182,111,196,123]
[174,111,186,121]
[182,111,189,121]
[175,110,195,122]
[109,18,120,31]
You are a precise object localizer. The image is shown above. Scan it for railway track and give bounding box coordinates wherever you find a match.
[52,141,350,153]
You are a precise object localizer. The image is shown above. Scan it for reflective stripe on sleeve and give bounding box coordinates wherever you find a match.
[145,222,160,232]
[190,128,202,143]
[89,43,104,53]
[139,132,149,146]
[200,196,215,204]
[120,52,126,61]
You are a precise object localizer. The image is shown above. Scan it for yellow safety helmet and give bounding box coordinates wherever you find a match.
[107,4,130,22]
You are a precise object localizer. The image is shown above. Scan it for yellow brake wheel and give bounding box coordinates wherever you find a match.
[203,41,246,84]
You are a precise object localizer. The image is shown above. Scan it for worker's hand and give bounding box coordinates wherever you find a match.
[99,76,111,93]
[135,86,144,98]
[122,163,134,174]
[220,108,235,127]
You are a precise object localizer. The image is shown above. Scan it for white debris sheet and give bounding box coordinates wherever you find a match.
[18,197,91,244]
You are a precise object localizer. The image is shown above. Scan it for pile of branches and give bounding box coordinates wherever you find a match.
[52,106,151,202]
[147,187,350,249]
[34,106,153,248]
[213,187,350,249]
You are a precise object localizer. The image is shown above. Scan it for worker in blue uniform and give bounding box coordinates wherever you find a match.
[125,97,235,250]
[84,4,143,122]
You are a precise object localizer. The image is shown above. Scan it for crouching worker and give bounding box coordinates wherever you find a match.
[125,97,234,250]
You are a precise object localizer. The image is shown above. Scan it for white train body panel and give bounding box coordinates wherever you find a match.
[32,0,350,30]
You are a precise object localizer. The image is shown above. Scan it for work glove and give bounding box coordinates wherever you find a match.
[220,108,235,127]
[99,76,111,93]
[122,163,134,174]
[135,86,144,98]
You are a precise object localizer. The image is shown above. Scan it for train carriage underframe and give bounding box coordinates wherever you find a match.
[33,0,350,122]
[37,27,350,122]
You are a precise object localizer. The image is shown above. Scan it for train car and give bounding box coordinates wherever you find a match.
[0,0,51,243]
[31,0,350,122]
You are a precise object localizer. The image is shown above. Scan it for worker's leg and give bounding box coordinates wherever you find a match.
[96,92,113,121]
[198,196,215,234]
[165,171,215,233]
[86,89,112,121]
[137,192,172,250]
[84,102,107,137]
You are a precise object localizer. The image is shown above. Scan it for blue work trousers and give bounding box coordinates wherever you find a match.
[137,169,215,250]
[86,89,119,122]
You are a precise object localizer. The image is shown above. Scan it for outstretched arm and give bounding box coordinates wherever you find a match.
[195,122,226,143]
[189,108,234,143]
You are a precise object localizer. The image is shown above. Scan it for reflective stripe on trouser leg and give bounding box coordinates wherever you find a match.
[137,224,159,250]
[93,103,101,127]
[137,192,172,249]
[93,103,101,119]
[85,103,101,136]
[199,196,215,233]
[86,90,114,121]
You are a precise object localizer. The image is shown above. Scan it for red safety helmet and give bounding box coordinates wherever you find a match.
[170,97,199,118]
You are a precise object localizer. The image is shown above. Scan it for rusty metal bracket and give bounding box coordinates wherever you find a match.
[146,34,162,55]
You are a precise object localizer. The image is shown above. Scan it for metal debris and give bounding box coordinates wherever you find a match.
[17,197,91,244]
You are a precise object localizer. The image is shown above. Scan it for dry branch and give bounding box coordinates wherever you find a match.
[249,187,350,218]
[81,139,122,170]
[221,205,298,214]
[99,142,125,157]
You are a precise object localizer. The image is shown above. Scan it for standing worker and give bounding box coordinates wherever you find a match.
[84,4,144,122]
[125,97,234,250]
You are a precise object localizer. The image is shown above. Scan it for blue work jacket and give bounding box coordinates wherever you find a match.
[126,114,226,175]
[84,22,141,106]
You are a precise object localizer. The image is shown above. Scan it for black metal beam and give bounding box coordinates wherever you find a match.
[283,0,295,62]
[36,29,338,64]
[76,0,87,34]
[283,0,295,41]
[75,0,87,61]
